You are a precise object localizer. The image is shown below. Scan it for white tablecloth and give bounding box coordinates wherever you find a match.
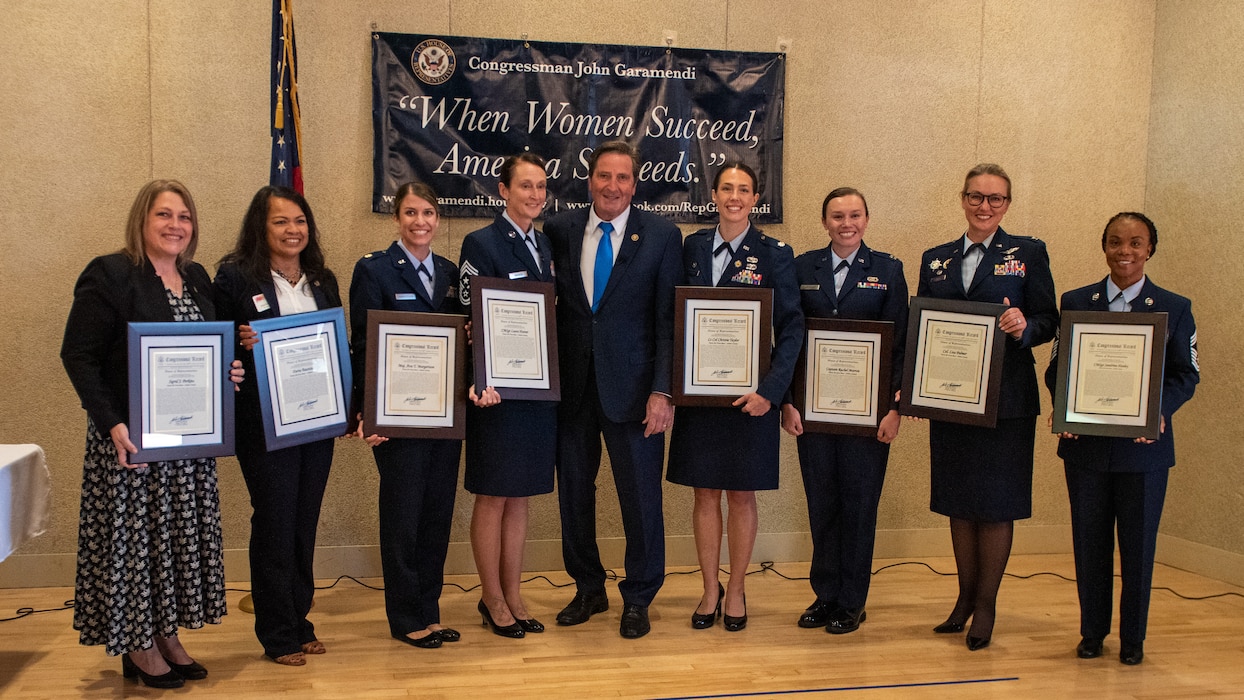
[0,444,51,562]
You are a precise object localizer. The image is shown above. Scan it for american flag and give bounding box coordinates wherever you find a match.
[271,0,303,193]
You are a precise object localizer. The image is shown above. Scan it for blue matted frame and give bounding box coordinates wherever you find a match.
[251,308,352,450]
[127,321,235,462]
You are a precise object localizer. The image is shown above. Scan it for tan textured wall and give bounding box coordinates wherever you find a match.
[1147,1,1244,553]
[10,0,1224,585]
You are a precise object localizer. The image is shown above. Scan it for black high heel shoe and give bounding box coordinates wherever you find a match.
[516,618,545,633]
[122,653,184,689]
[478,600,525,638]
[162,655,208,680]
[933,619,966,634]
[691,582,724,629]
[723,593,748,632]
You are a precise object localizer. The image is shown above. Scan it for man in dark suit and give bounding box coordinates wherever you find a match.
[543,141,683,639]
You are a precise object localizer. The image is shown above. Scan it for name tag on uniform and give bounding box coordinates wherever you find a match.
[395,292,418,300]
[509,271,528,280]
[252,294,270,312]
[800,284,820,291]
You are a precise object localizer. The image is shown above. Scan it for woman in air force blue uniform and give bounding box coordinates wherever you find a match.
[917,164,1058,651]
[1046,212,1198,666]
[457,153,557,638]
[780,187,908,634]
[350,181,464,649]
[667,162,804,631]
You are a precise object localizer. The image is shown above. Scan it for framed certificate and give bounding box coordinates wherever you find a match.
[251,308,353,450]
[673,286,773,407]
[127,321,235,462]
[1051,310,1167,439]
[364,310,467,439]
[900,297,1006,426]
[792,318,893,435]
[470,276,560,401]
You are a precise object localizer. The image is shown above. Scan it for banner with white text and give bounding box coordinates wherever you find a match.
[372,33,785,223]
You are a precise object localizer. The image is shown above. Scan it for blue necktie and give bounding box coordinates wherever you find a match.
[592,222,614,312]
[417,262,433,300]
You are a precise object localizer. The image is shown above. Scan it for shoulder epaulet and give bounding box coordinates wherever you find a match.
[870,249,898,260]
[361,249,387,260]
[1009,234,1044,244]
[758,234,788,248]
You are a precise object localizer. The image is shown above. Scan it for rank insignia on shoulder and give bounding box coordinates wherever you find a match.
[364,253,373,258]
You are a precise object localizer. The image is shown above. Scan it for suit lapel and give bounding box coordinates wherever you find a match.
[598,208,640,307]
[390,242,433,307]
[566,211,590,307]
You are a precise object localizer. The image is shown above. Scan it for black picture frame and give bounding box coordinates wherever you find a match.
[364,310,468,439]
[900,297,1007,427]
[1051,310,1167,439]
[793,318,894,436]
[673,286,774,407]
[469,276,560,401]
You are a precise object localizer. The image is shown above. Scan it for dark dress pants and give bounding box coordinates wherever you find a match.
[238,437,334,657]
[1065,464,1168,644]
[797,432,889,609]
[372,437,462,637]
[557,374,666,606]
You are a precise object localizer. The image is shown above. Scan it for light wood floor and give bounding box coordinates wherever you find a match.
[1,554,1242,698]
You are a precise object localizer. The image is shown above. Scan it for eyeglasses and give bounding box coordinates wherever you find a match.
[963,192,1010,207]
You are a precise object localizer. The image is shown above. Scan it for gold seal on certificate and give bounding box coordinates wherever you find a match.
[901,298,1006,426]
[469,276,560,401]
[365,310,466,439]
[673,287,773,407]
[792,319,893,435]
[1052,310,1167,439]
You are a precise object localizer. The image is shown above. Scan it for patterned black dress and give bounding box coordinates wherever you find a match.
[72,289,226,656]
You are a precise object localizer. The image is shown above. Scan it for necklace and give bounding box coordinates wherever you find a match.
[274,267,302,286]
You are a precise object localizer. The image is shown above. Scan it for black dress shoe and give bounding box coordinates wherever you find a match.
[933,619,966,634]
[798,599,833,629]
[1076,637,1104,658]
[162,655,208,680]
[827,608,866,634]
[122,653,185,688]
[478,600,525,638]
[393,632,442,649]
[619,603,651,639]
[1119,643,1144,665]
[516,618,545,633]
[434,627,461,642]
[722,595,747,632]
[691,583,724,629]
[966,635,991,651]
[556,591,609,626]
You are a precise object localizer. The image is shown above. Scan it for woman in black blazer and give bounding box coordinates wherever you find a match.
[213,186,341,666]
[457,153,557,637]
[61,179,242,689]
[1046,213,1198,665]
[350,181,464,649]
[916,164,1058,650]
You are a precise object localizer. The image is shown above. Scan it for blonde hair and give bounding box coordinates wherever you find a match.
[122,179,199,269]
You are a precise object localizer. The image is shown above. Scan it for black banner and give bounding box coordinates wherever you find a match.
[372,33,785,223]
